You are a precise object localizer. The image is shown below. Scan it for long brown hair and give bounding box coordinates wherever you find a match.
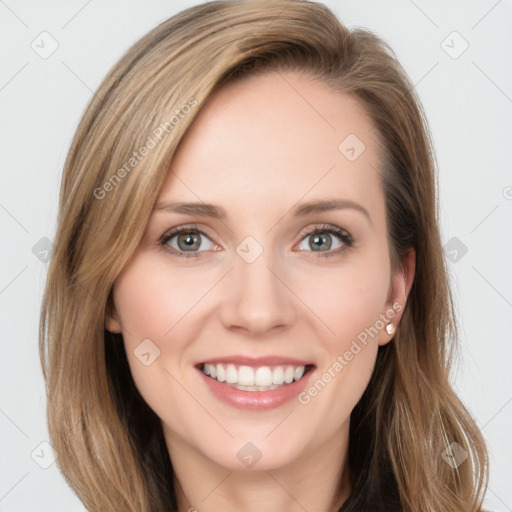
[39,1,488,510]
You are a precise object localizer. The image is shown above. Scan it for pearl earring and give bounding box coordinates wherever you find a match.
[386,323,394,335]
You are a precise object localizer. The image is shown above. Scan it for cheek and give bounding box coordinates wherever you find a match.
[111,257,201,408]
[296,253,390,347]
[113,257,201,338]
[292,254,388,418]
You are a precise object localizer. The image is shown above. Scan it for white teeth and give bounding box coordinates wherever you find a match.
[226,364,237,384]
[272,366,285,385]
[294,366,305,381]
[255,367,273,387]
[204,364,216,378]
[284,366,295,384]
[216,364,226,382]
[238,366,255,386]
[201,363,308,389]
[233,384,279,391]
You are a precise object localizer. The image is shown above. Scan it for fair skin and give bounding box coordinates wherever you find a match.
[106,70,415,512]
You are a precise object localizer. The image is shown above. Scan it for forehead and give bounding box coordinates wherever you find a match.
[160,71,385,222]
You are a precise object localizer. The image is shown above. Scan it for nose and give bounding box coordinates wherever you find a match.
[219,251,297,336]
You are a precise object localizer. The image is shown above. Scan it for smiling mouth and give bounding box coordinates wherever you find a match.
[197,362,315,392]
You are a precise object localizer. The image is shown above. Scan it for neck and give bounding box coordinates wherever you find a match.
[165,423,352,512]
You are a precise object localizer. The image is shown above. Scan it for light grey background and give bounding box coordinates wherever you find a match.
[1,1,511,510]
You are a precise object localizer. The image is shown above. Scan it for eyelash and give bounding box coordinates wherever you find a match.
[158,223,354,259]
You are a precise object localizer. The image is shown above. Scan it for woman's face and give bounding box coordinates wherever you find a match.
[107,70,412,472]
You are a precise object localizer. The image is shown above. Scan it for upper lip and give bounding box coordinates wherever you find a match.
[196,355,315,368]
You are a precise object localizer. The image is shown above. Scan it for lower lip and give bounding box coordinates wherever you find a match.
[197,367,315,411]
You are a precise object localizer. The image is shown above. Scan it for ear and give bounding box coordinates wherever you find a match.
[105,294,123,333]
[378,247,415,346]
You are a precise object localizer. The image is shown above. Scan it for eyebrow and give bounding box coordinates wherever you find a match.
[153,199,371,223]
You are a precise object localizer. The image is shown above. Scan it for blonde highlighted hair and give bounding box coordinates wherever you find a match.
[40,1,488,510]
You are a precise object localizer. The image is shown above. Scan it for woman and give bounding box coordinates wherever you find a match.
[39,1,489,510]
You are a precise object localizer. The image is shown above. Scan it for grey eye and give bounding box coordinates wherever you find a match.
[166,231,215,252]
[297,231,345,252]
